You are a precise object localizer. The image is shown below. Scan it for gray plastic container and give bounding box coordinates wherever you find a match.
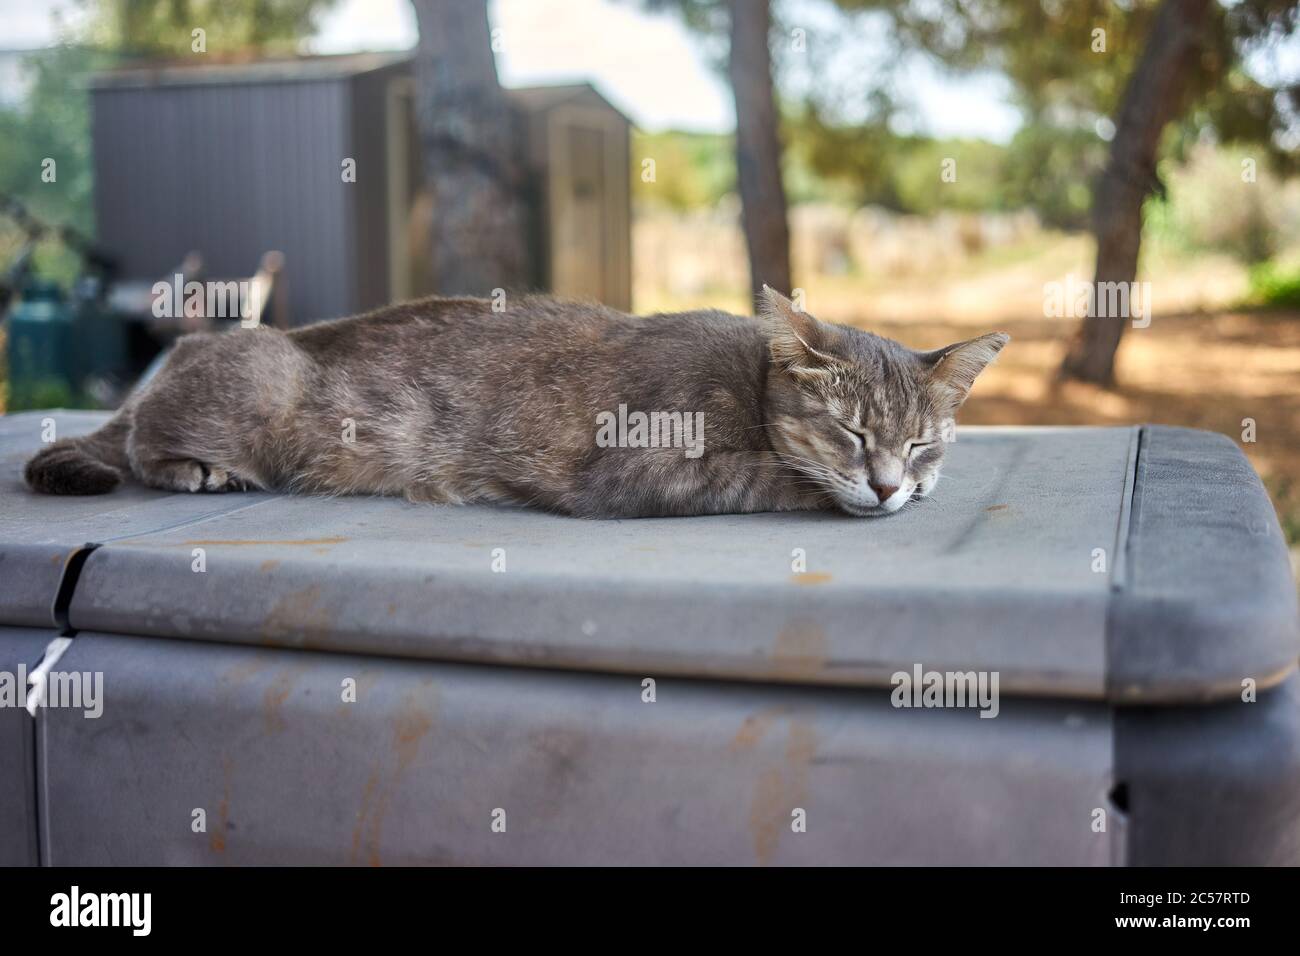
[0,628,51,866]
[2,410,1297,865]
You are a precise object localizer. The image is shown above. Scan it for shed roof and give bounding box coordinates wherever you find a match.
[89,51,412,90]
[88,51,632,122]
[507,83,630,122]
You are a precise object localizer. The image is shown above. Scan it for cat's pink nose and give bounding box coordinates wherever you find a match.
[870,482,899,503]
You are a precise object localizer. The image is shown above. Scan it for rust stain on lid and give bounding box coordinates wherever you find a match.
[790,572,833,585]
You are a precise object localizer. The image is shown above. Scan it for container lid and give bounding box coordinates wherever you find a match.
[3,412,1296,702]
[0,411,274,628]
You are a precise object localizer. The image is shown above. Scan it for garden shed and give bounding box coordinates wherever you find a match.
[89,52,632,324]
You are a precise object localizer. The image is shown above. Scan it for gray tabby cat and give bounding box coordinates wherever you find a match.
[24,287,1006,518]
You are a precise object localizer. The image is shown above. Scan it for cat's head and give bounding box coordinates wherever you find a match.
[760,286,1007,517]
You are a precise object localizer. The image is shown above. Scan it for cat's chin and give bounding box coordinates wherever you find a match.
[836,486,928,517]
[836,500,890,518]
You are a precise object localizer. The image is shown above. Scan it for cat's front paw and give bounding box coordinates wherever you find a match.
[201,466,252,493]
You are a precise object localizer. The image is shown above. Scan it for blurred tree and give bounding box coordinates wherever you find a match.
[0,47,106,236]
[891,138,1009,215]
[640,0,791,306]
[728,0,792,302]
[1061,0,1215,384]
[997,124,1107,231]
[79,0,337,57]
[409,0,529,295]
[0,46,113,285]
[835,0,1299,384]
[785,92,903,210]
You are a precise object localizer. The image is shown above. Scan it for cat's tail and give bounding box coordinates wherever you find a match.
[24,412,132,495]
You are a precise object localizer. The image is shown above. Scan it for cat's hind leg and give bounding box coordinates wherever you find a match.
[124,327,299,494]
[126,391,259,494]
[128,455,205,493]
[126,389,245,493]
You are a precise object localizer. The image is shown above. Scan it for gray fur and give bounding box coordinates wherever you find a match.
[24,289,1007,517]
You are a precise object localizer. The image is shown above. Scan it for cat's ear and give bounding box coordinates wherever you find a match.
[760,285,838,376]
[922,332,1009,408]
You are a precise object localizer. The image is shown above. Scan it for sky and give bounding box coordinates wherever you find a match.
[0,0,1025,141]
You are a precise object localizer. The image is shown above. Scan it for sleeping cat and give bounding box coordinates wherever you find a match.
[24,287,1006,518]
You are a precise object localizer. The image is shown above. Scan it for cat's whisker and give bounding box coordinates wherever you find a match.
[772,453,840,480]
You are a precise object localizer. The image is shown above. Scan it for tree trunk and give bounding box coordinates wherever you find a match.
[1059,0,1212,385]
[410,0,529,296]
[727,0,792,308]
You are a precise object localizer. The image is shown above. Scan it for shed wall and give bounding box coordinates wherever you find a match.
[92,78,357,324]
[91,66,634,322]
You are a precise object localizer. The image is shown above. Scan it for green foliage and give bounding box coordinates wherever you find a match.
[832,0,1299,161]
[0,46,110,238]
[634,124,1008,213]
[632,129,735,210]
[637,120,1103,224]
[0,46,115,291]
[1182,65,1300,174]
[807,0,1297,229]
[997,124,1108,230]
[81,0,339,57]
[0,2,339,288]
[829,0,1156,117]
[890,138,1009,215]
[781,110,1103,225]
[634,0,1300,238]
[5,375,78,413]
[784,106,905,208]
[1248,262,1300,308]
[1145,145,1288,264]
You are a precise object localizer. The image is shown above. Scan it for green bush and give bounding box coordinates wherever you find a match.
[997,124,1107,230]
[1147,145,1293,264]
[1248,261,1300,308]
[5,374,76,412]
[632,130,735,211]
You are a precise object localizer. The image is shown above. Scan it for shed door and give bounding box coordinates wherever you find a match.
[551,120,607,302]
